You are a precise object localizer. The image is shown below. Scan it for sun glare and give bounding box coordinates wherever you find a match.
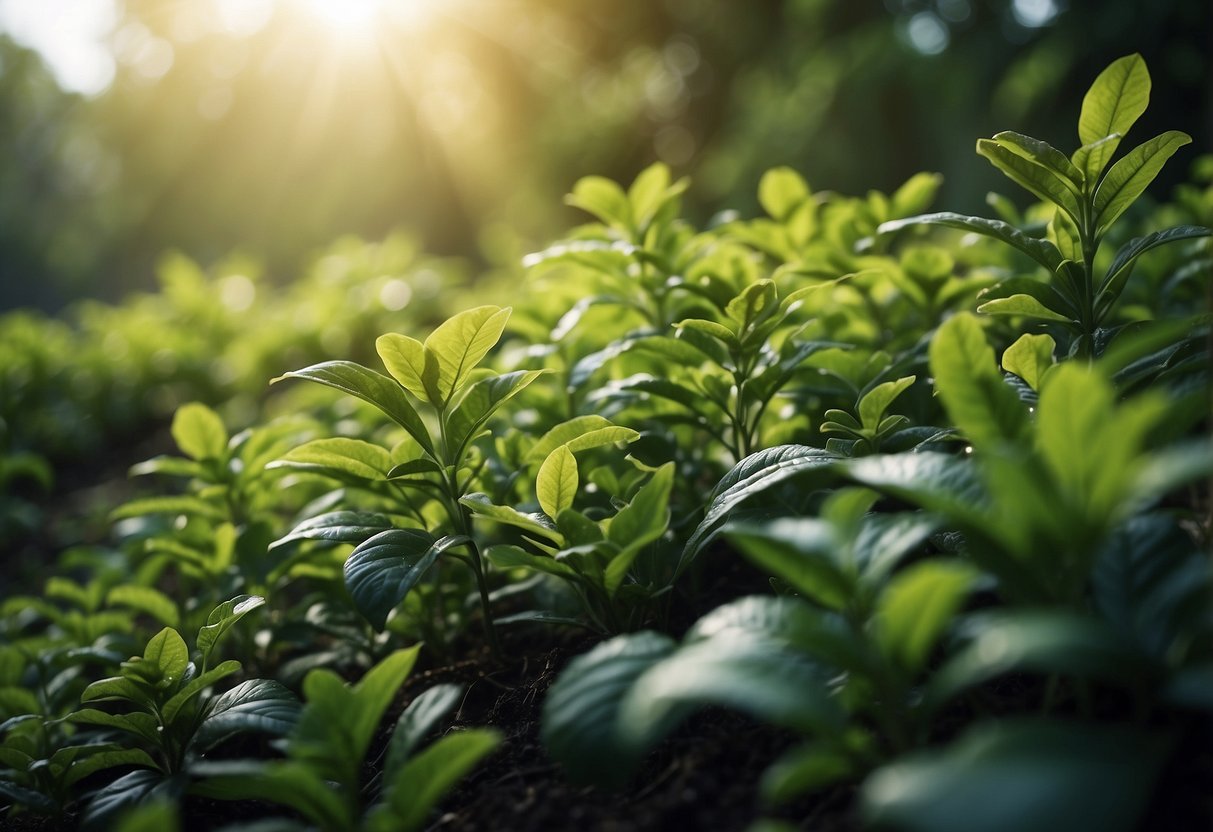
[303,0,384,29]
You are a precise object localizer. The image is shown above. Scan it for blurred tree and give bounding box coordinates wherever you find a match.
[0,0,1207,310]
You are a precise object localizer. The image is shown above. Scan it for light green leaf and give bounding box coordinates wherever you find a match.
[993,131,1083,187]
[1093,131,1192,233]
[566,175,631,228]
[604,463,674,594]
[1002,333,1055,391]
[526,416,616,463]
[725,280,778,331]
[105,586,179,629]
[460,493,564,544]
[977,139,1082,219]
[537,445,578,519]
[445,369,547,454]
[759,167,811,222]
[274,361,434,457]
[858,376,916,431]
[1078,53,1150,147]
[929,313,1030,450]
[196,595,265,666]
[143,627,188,684]
[370,730,501,832]
[171,403,228,461]
[272,438,393,481]
[376,333,431,400]
[423,306,512,403]
[1072,133,1122,182]
[876,560,977,674]
[977,293,1071,323]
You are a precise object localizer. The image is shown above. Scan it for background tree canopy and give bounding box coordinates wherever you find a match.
[1,0,1208,310]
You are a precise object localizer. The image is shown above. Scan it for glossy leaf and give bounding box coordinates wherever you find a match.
[879,213,1062,272]
[1001,333,1055,391]
[344,531,465,630]
[270,511,396,550]
[1093,131,1192,233]
[976,139,1081,219]
[977,293,1071,323]
[423,306,511,402]
[536,445,578,519]
[383,683,465,779]
[370,730,501,832]
[194,678,300,752]
[1078,53,1150,147]
[197,595,265,666]
[375,332,431,400]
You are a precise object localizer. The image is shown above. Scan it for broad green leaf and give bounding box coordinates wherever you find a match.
[876,560,977,675]
[759,167,811,222]
[862,719,1166,832]
[680,446,837,574]
[63,748,158,788]
[977,293,1071,323]
[445,369,546,453]
[1001,333,1055,391]
[460,493,564,544]
[370,730,501,832]
[541,631,677,787]
[1047,209,1082,263]
[1078,53,1150,147]
[83,769,184,831]
[196,595,265,666]
[81,675,153,706]
[128,455,208,480]
[878,213,1062,272]
[726,280,778,332]
[1072,133,1122,182]
[526,415,616,463]
[272,438,393,481]
[161,660,241,725]
[376,333,431,400]
[726,519,852,611]
[344,531,465,629]
[67,710,162,744]
[190,761,349,831]
[993,131,1083,185]
[604,462,674,594]
[1093,131,1192,233]
[926,612,1154,709]
[566,175,631,228]
[110,496,225,522]
[678,317,738,343]
[977,139,1082,219]
[929,313,1030,450]
[383,683,464,779]
[423,306,511,402]
[620,635,844,750]
[537,445,578,519]
[194,678,300,752]
[761,741,858,804]
[274,361,434,457]
[171,403,228,461]
[143,627,188,684]
[270,511,396,550]
[1098,225,1212,308]
[487,544,579,580]
[858,375,915,431]
[106,586,179,629]
[628,163,687,232]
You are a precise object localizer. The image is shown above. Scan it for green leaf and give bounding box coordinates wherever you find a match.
[929,313,1030,450]
[858,375,915,431]
[862,719,1166,832]
[992,131,1083,188]
[270,511,396,550]
[977,139,1081,219]
[344,531,464,630]
[190,761,348,831]
[487,544,579,580]
[620,635,844,750]
[460,493,564,544]
[0,780,57,813]
[161,660,241,725]
[1098,225,1212,309]
[876,560,977,675]
[423,306,512,402]
[83,770,183,831]
[106,586,179,629]
[1093,131,1192,234]
[725,280,778,332]
[1001,333,1055,391]
[383,683,464,779]
[878,213,1062,272]
[526,415,616,463]
[726,520,852,611]
[143,627,188,684]
[761,742,859,805]
[541,631,677,787]
[759,167,811,222]
[370,730,501,832]
[274,361,434,457]
[80,675,152,706]
[604,463,674,594]
[927,612,1154,709]
[445,369,546,454]
[272,438,393,481]
[376,332,431,400]
[171,403,228,461]
[566,175,631,228]
[63,748,159,788]
[1078,53,1150,148]
[194,679,300,752]
[68,710,162,744]
[196,595,265,666]
[537,445,578,519]
[110,496,225,522]
[680,446,837,574]
[1072,133,1122,182]
[977,293,1071,323]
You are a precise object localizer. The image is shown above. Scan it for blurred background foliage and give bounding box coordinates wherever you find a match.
[0,0,1209,310]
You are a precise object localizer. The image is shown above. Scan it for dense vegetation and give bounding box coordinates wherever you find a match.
[2,55,1210,831]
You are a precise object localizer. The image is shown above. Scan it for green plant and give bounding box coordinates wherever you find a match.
[192,647,500,832]
[880,54,1210,358]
